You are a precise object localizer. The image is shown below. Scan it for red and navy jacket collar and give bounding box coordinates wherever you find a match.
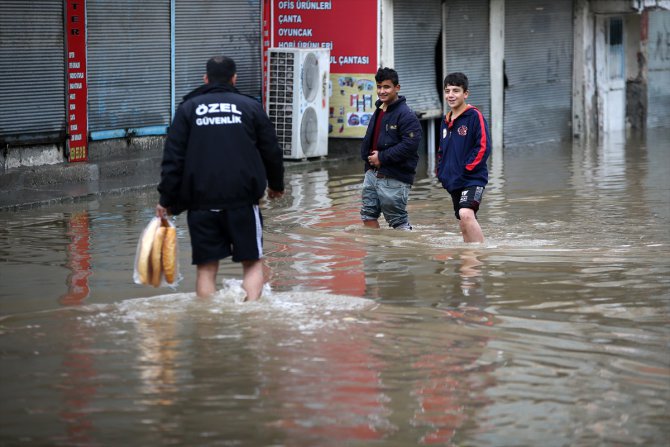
[445,104,477,129]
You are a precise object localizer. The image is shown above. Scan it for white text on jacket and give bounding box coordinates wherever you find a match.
[195,103,243,126]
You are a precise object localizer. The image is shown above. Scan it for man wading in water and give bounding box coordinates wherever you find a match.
[157,56,284,300]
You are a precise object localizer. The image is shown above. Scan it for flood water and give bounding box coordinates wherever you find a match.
[1,129,669,446]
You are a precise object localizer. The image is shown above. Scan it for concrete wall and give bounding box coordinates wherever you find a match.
[573,0,598,141]
[625,13,647,129]
[1,144,64,171]
[646,9,670,128]
[1,136,164,175]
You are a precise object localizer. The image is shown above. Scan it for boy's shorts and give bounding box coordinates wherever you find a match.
[187,205,263,265]
[450,186,485,219]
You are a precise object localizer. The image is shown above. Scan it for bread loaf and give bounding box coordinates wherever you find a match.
[137,218,161,285]
[162,226,177,284]
[150,226,166,287]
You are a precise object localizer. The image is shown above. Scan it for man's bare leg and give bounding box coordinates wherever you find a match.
[458,209,484,243]
[196,261,219,298]
[242,259,264,301]
[363,219,380,229]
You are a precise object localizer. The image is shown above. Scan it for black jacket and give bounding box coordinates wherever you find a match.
[360,95,422,185]
[158,83,284,213]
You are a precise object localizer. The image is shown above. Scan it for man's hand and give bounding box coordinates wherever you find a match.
[267,188,284,199]
[156,204,169,219]
[368,150,381,168]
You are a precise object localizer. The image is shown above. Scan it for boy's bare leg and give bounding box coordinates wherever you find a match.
[458,208,484,243]
[196,261,219,298]
[242,259,264,301]
[363,219,381,229]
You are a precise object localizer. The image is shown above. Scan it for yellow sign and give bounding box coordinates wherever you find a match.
[328,73,376,138]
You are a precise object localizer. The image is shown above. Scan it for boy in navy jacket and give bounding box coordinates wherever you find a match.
[360,67,422,230]
[436,72,491,242]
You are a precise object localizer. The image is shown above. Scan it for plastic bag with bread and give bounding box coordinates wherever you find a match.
[133,217,181,287]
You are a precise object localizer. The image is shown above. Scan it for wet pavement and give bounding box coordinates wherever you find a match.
[0,128,669,446]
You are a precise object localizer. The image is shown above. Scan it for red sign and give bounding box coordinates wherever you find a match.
[262,0,378,138]
[263,0,272,106]
[66,0,88,162]
[265,0,377,74]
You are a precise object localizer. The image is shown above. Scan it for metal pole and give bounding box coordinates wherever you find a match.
[427,118,435,176]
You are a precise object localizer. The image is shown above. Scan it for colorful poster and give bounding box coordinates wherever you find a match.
[263,0,378,138]
[66,0,88,162]
[330,75,376,136]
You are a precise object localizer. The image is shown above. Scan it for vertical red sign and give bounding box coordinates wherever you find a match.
[66,0,88,162]
[262,0,272,108]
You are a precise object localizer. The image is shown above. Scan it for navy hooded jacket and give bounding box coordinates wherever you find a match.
[158,83,284,214]
[436,105,491,193]
[360,96,422,185]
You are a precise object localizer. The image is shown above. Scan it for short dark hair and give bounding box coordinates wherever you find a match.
[375,67,399,86]
[206,56,236,84]
[444,72,468,91]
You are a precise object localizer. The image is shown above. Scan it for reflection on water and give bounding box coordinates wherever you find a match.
[0,128,669,445]
[59,212,92,306]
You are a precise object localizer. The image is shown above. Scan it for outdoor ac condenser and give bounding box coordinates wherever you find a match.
[266,48,330,160]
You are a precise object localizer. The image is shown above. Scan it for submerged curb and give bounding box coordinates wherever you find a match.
[0,152,359,212]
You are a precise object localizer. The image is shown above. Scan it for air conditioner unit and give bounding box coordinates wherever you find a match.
[266,48,330,160]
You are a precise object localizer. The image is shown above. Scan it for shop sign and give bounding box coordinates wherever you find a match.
[263,0,379,138]
[66,0,88,162]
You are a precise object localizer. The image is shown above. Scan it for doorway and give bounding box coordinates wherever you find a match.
[597,16,626,134]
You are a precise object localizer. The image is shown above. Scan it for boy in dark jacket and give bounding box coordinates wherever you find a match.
[437,72,491,243]
[360,67,422,230]
[156,56,284,300]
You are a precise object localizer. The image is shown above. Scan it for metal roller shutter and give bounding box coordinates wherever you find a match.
[445,0,490,122]
[0,0,65,142]
[504,0,573,147]
[175,0,262,107]
[393,0,442,116]
[647,10,670,129]
[87,0,171,132]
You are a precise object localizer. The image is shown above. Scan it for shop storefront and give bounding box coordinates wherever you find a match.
[4,0,670,169]
[1,0,263,160]
[175,0,263,103]
[0,0,65,145]
[444,0,491,122]
[87,0,172,138]
[393,0,443,118]
[504,0,574,146]
[88,0,263,140]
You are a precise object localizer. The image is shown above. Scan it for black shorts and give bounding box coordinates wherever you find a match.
[450,186,485,220]
[186,205,263,265]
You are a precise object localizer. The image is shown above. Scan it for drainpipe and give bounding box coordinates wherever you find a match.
[380,0,394,68]
[489,0,504,154]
